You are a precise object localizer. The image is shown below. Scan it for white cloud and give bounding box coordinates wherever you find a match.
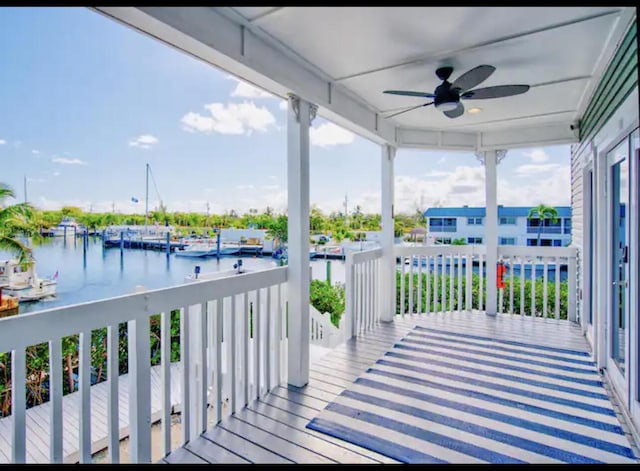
[231,80,273,99]
[523,149,550,163]
[129,134,158,149]
[310,122,355,148]
[423,170,451,178]
[0,139,6,145]
[32,149,41,155]
[181,101,276,135]
[279,101,288,111]
[52,157,87,165]
[515,163,562,176]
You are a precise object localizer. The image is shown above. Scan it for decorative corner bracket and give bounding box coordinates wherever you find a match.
[475,149,508,165]
[287,93,318,125]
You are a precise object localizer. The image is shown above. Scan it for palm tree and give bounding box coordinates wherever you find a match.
[0,183,36,262]
[527,204,559,246]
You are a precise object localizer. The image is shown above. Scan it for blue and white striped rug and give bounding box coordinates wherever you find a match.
[306,326,638,463]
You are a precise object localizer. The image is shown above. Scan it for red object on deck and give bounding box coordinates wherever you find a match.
[497,263,507,289]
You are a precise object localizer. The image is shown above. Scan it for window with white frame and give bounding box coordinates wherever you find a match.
[467,237,483,244]
[467,217,483,225]
[499,216,517,225]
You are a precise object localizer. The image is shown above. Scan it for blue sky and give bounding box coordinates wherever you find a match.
[0,7,571,215]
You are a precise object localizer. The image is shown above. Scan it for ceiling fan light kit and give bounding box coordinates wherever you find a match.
[383,64,530,119]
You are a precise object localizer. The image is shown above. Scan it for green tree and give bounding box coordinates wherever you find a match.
[0,184,37,262]
[452,237,467,245]
[266,214,288,248]
[528,204,559,246]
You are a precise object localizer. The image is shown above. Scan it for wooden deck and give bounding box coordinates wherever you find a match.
[164,311,640,464]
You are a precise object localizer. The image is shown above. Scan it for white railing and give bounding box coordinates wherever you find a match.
[497,246,578,321]
[344,248,384,339]
[0,266,288,463]
[395,245,486,315]
[394,245,578,321]
[309,306,345,348]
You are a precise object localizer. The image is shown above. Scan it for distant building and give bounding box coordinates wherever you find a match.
[423,206,571,246]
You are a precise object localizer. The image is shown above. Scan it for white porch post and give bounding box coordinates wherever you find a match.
[477,149,507,316]
[381,144,396,321]
[286,94,316,387]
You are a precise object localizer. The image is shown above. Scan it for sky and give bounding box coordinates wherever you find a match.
[0,7,571,216]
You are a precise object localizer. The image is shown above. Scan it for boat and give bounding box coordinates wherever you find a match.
[0,285,19,317]
[218,242,242,256]
[0,259,57,302]
[175,240,218,258]
[52,217,84,237]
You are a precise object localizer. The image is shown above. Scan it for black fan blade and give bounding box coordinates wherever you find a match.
[451,65,495,92]
[461,84,530,100]
[385,102,433,119]
[443,102,464,119]
[383,90,436,98]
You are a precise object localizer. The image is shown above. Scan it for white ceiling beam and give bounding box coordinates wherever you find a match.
[333,9,622,83]
[248,7,287,24]
[93,6,397,147]
[397,122,577,152]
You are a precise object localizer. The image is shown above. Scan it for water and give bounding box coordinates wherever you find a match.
[4,237,347,315]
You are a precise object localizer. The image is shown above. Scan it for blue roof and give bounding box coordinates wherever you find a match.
[424,206,571,218]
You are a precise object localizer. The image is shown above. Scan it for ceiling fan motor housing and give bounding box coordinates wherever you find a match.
[434,83,460,110]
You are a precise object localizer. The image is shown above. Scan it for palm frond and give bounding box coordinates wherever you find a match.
[0,235,33,264]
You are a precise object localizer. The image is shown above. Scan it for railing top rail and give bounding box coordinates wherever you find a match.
[498,246,577,258]
[347,247,383,264]
[394,245,486,256]
[0,266,287,352]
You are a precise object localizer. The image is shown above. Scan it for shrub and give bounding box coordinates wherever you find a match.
[310,279,345,328]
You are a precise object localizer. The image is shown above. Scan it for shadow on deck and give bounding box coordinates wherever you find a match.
[164,311,639,464]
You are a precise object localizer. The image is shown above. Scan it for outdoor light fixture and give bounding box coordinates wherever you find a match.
[468,107,482,114]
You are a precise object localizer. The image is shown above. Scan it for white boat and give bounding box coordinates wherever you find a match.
[175,240,217,258]
[52,217,84,237]
[218,242,241,255]
[0,259,57,302]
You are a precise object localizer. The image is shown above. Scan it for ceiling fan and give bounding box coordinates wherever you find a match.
[383,65,530,119]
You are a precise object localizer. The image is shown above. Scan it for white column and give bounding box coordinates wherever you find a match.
[381,145,396,321]
[477,149,507,316]
[286,94,315,387]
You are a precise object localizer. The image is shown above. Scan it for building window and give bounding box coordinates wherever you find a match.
[467,237,483,244]
[553,239,562,247]
[429,217,457,232]
[499,237,516,245]
[527,218,562,234]
[467,217,483,225]
[563,218,572,234]
[499,217,517,225]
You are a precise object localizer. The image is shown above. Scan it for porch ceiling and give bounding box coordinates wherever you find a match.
[96,6,635,151]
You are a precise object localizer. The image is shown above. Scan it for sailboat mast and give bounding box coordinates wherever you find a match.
[23,175,27,203]
[145,162,149,234]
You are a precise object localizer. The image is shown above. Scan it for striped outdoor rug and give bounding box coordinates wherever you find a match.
[306,326,638,464]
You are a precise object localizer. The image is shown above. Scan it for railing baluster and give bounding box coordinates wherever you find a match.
[399,258,405,316]
[425,256,431,315]
[457,253,462,312]
[417,255,423,314]
[11,347,26,463]
[266,288,272,392]
[478,254,484,311]
[275,283,282,386]
[509,256,514,315]
[215,299,223,423]
[199,302,208,433]
[449,254,454,313]
[160,312,171,457]
[128,317,151,462]
[531,259,537,317]
[568,255,577,322]
[433,256,438,313]
[79,331,91,463]
[367,261,373,328]
[243,293,249,407]
[543,258,548,318]
[230,296,237,414]
[181,306,191,442]
[440,254,446,313]
[49,338,63,463]
[520,257,525,316]
[107,325,120,463]
[555,257,561,320]
[408,256,414,315]
[255,289,261,400]
[465,253,472,311]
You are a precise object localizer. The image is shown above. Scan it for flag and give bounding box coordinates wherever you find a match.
[53,270,59,279]
[131,197,139,203]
